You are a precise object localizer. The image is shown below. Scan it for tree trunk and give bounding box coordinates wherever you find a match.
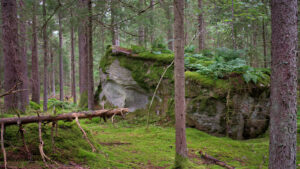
[173,0,188,167]
[58,10,64,101]
[138,0,145,46]
[87,0,94,110]
[231,0,236,49]
[269,1,298,169]
[198,0,205,51]
[19,0,29,112]
[252,21,258,67]
[2,0,20,111]
[262,0,267,68]
[111,0,119,46]
[0,108,129,126]
[31,0,40,104]
[165,4,173,51]
[42,0,48,112]
[70,11,77,104]
[50,47,55,97]
[78,0,89,107]
[150,0,154,45]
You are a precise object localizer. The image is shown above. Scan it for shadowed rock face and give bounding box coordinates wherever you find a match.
[99,60,149,112]
[98,54,270,139]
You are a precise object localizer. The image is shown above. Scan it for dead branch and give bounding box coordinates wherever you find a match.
[0,82,26,98]
[199,151,235,169]
[0,108,129,126]
[75,116,96,152]
[1,123,7,169]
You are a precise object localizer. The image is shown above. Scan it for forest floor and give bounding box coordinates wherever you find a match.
[0,105,299,169]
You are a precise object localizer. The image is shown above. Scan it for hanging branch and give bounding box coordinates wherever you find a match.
[0,82,26,98]
[146,60,174,129]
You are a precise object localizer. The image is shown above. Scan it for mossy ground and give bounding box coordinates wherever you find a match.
[1,108,299,168]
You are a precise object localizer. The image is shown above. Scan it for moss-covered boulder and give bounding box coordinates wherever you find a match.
[97,46,270,139]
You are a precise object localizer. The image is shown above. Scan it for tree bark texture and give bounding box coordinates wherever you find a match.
[231,0,236,49]
[0,108,129,126]
[173,0,187,160]
[42,0,48,112]
[269,1,298,169]
[111,0,120,46]
[87,0,94,110]
[165,3,173,51]
[18,0,29,112]
[198,0,205,51]
[2,0,20,111]
[59,10,64,102]
[70,11,77,104]
[31,0,40,104]
[50,48,55,97]
[78,0,88,97]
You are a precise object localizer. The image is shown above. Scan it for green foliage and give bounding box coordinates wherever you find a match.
[184,48,270,85]
[48,98,72,110]
[29,101,41,110]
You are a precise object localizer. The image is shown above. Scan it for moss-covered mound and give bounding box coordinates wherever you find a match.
[97,45,270,139]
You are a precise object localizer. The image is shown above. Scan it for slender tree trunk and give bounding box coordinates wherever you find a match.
[42,0,48,112]
[150,0,154,45]
[31,0,40,104]
[252,21,258,67]
[262,0,267,68]
[138,0,145,46]
[198,0,205,51]
[87,0,94,110]
[2,0,20,111]
[231,0,236,49]
[78,0,89,107]
[58,11,64,101]
[262,19,267,68]
[19,0,29,112]
[173,0,187,167]
[70,11,77,104]
[50,47,55,97]
[111,0,119,46]
[162,2,173,51]
[269,0,298,169]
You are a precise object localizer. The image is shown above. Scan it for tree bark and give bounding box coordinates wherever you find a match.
[150,0,154,44]
[0,108,129,126]
[231,0,236,49]
[2,0,20,111]
[198,0,205,51]
[78,0,89,107]
[138,0,145,46]
[269,0,298,169]
[31,0,40,104]
[19,0,29,112]
[42,0,48,112]
[70,11,76,104]
[50,47,55,97]
[262,0,267,68]
[173,0,187,166]
[87,0,94,110]
[111,0,120,46]
[58,10,64,101]
[165,4,173,51]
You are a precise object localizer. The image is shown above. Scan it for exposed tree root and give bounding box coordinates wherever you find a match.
[1,123,7,169]
[18,125,32,161]
[75,116,96,152]
[51,122,56,153]
[199,151,235,169]
[38,121,58,168]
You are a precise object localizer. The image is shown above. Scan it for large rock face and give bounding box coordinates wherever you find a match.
[98,46,270,139]
[99,60,149,112]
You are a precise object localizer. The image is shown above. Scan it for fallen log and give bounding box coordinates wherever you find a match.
[199,151,235,169]
[0,108,129,126]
